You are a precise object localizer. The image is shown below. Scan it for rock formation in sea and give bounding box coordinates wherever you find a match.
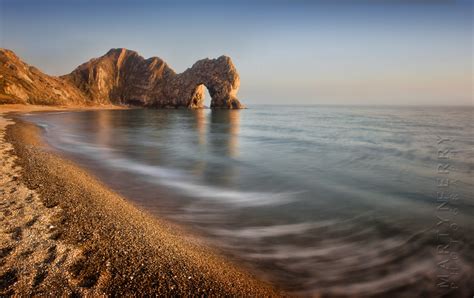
[0,48,244,109]
[162,55,241,109]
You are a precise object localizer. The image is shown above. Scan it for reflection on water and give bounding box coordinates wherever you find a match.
[25,106,474,297]
[194,109,207,146]
[205,110,241,186]
[211,110,241,158]
[95,110,112,147]
[192,109,207,176]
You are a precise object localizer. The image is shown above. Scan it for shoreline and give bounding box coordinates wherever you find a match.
[0,105,280,296]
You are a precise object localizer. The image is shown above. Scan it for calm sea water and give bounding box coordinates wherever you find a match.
[24,106,474,296]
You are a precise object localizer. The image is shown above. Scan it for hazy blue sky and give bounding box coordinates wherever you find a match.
[0,0,472,105]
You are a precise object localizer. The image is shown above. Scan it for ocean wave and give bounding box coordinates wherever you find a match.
[210,221,336,238]
[111,157,296,207]
[46,133,296,207]
[212,222,474,297]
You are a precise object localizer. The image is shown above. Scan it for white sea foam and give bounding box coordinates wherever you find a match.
[49,135,296,207]
[211,221,336,238]
[111,157,296,207]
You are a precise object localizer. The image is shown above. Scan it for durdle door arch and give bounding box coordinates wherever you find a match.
[164,55,245,109]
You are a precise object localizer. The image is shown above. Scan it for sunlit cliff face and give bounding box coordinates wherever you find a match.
[1,48,245,109]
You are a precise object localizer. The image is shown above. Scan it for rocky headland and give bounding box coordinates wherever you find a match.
[0,48,244,109]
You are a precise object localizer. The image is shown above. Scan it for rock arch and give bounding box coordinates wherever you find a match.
[162,56,244,109]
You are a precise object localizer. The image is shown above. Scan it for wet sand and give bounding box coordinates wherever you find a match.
[0,105,280,296]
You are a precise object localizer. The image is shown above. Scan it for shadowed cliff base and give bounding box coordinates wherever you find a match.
[0,115,278,296]
[0,48,244,109]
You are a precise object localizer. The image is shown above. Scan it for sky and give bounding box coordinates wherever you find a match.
[0,0,472,106]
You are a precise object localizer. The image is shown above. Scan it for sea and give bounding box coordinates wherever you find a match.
[23,105,474,297]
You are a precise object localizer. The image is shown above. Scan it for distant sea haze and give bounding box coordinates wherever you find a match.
[24,105,474,296]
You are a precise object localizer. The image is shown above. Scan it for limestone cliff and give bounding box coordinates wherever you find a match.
[0,48,244,109]
[0,49,87,105]
[62,49,176,106]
